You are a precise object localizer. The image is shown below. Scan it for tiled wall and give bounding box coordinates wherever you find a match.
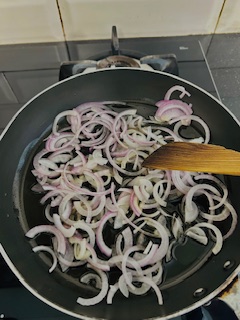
[215,0,240,33]
[0,0,64,44]
[0,0,240,45]
[57,0,224,39]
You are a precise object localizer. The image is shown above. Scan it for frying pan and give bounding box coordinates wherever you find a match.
[0,68,239,320]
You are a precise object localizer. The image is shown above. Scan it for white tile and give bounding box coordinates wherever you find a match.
[58,0,224,40]
[0,0,64,44]
[216,0,240,33]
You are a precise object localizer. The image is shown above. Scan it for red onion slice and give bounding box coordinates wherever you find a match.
[134,276,163,305]
[77,267,109,306]
[118,273,130,298]
[96,212,117,256]
[53,214,75,238]
[32,245,57,273]
[186,226,208,245]
[193,222,223,254]
[52,110,81,136]
[80,273,102,289]
[164,85,191,100]
[26,225,66,255]
[155,100,193,123]
[107,283,119,304]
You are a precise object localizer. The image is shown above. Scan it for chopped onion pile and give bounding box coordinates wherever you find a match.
[26,85,237,306]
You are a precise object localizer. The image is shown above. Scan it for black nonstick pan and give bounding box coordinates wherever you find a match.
[0,68,239,320]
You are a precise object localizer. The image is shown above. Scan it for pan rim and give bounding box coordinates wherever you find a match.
[0,243,239,320]
[1,68,240,142]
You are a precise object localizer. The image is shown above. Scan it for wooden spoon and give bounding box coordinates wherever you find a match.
[142,142,240,176]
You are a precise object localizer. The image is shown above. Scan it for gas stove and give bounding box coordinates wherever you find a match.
[59,26,179,80]
[59,26,219,103]
[0,27,239,320]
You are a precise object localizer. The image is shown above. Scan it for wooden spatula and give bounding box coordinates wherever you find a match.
[142,142,240,176]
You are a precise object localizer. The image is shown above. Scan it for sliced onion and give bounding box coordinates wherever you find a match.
[118,273,130,297]
[53,214,75,238]
[172,215,183,239]
[52,110,81,136]
[54,238,75,271]
[133,276,163,305]
[221,200,238,240]
[80,273,102,289]
[71,220,96,247]
[194,174,228,210]
[186,226,208,245]
[164,85,191,100]
[155,100,192,123]
[85,243,110,272]
[107,283,119,304]
[137,243,158,267]
[184,184,221,223]
[193,222,223,254]
[26,225,66,255]
[77,267,109,306]
[121,246,143,290]
[96,212,117,256]
[73,238,90,260]
[169,115,210,143]
[32,245,57,273]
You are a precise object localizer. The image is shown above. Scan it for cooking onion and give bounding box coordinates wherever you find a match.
[32,245,57,273]
[77,266,109,306]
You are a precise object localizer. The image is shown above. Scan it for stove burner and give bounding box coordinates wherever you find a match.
[59,25,178,81]
[97,55,140,68]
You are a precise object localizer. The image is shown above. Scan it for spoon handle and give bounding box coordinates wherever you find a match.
[143,142,240,176]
